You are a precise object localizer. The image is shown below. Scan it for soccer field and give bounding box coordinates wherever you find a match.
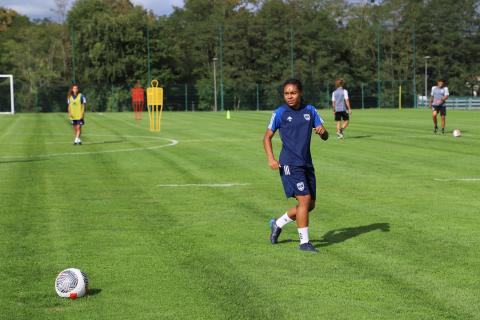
[1,110,479,319]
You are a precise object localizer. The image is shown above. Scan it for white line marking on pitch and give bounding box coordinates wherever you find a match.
[434,178,480,182]
[157,183,249,188]
[0,134,178,159]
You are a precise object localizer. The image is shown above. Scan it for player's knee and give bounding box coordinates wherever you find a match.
[297,196,312,208]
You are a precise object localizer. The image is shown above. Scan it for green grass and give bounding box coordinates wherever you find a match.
[1,109,479,320]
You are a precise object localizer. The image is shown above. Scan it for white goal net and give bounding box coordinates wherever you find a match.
[0,75,15,114]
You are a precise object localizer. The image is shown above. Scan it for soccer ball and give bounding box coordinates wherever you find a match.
[55,268,89,299]
[452,129,462,137]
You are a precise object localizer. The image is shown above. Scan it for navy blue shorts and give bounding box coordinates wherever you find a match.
[433,105,446,116]
[71,119,84,125]
[279,165,316,200]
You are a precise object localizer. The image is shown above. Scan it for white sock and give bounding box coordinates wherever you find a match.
[275,213,293,228]
[298,227,309,244]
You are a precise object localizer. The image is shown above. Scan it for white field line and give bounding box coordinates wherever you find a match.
[434,178,480,182]
[0,134,178,159]
[157,183,249,188]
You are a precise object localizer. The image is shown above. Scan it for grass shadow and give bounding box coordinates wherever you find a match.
[85,140,124,145]
[275,223,390,247]
[88,288,102,296]
[313,223,390,247]
[0,158,47,164]
[349,135,372,139]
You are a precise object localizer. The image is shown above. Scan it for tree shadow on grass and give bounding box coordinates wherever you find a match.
[276,223,390,247]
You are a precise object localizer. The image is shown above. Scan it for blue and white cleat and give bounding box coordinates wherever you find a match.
[299,242,318,253]
[269,218,282,244]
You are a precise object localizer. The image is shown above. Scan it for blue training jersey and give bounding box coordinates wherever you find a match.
[268,104,324,167]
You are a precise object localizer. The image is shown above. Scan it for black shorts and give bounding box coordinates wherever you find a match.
[279,165,316,200]
[433,105,446,116]
[335,111,349,121]
[71,119,84,125]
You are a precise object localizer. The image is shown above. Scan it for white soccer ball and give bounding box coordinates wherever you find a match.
[452,129,462,137]
[55,268,89,299]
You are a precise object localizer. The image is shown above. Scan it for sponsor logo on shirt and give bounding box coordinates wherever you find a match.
[287,116,293,122]
[297,182,305,191]
[304,114,310,121]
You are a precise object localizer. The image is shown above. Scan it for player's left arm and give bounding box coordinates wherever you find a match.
[442,87,449,103]
[313,108,328,136]
[81,95,86,119]
[345,90,352,114]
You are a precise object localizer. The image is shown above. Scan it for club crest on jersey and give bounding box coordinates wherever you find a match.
[287,116,293,122]
[296,182,305,191]
[303,114,310,121]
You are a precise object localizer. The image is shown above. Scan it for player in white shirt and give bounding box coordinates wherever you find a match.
[429,79,449,134]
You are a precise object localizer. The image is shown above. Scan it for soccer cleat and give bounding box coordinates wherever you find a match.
[441,128,445,134]
[78,140,82,145]
[269,218,282,244]
[299,242,318,253]
[434,127,438,134]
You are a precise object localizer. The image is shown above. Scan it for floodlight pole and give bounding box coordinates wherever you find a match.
[213,57,218,112]
[290,28,295,77]
[219,26,224,112]
[147,24,151,85]
[424,56,431,107]
[376,27,381,109]
[412,24,417,108]
[70,25,76,84]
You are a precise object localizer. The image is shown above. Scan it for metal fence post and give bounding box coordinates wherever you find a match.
[185,83,188,112]
[256,83,260,111]
[361,83,365,109]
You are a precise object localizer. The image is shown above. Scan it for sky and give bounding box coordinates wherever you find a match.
[0,0,185,20]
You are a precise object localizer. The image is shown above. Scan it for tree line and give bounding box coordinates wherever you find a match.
[0,0,479,112]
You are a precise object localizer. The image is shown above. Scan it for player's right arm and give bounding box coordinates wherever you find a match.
[331,92,336,114]
[264,110,281,170]
[67,99,72,119]
[263,129,280,170]
[429,87,434,109]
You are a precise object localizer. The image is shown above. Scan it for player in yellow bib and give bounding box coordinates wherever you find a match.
[67,84,86,145]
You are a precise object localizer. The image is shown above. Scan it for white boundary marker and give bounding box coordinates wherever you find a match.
[157,183,249,188]
[0,134,178,160]
[434,178,480,182]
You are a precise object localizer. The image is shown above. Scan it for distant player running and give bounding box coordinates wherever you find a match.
[264,78,328,253]
[67,84,86,145]
[332,78,352,139]
[430,79,449,134]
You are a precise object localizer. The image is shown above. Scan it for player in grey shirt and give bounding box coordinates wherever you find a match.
[429,79,449,134]
[331,78,352,139]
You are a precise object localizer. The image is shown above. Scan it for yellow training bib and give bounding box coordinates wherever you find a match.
[69,94,84,120]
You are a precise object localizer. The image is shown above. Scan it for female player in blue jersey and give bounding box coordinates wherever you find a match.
[263,79,328,253]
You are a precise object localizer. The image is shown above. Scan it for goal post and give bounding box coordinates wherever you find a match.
[0,75,15,114]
